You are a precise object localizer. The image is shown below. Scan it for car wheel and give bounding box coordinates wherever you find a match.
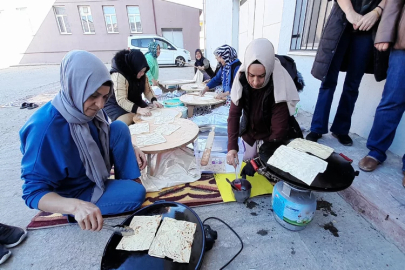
[175,56,185,67]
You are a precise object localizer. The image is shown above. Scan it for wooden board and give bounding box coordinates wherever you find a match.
[132,108,182,123]
[160,79,196,87]
[131,118,199,154]
[180,93,225,106]
[180,83,206,92]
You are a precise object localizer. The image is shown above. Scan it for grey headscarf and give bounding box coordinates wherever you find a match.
[52,50,113,204]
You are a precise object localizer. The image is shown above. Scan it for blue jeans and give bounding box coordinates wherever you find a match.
[77,121,146,215]
[310,28,374,135]
[366,49,405,171]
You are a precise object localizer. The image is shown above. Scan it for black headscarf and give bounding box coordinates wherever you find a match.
[110,49,149,102]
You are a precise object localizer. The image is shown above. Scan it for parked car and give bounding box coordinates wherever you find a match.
[128,35,191,67]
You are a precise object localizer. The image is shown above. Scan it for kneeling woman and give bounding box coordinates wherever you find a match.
[104,49,163,125]
[227,39,301,168]
[20,51,146,231]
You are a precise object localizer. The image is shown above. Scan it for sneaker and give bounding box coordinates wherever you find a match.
[0,245,11,265]
[305,132,322,142]
[332,133,353,146]
[0,223,27,248]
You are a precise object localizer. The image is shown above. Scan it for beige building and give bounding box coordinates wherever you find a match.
[0,0,201,68]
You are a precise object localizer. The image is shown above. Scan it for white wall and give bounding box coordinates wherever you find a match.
[204,0,239,65]
[278,0,405,156]
[238,0,284,58]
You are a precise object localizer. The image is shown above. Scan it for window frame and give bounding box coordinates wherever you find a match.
[53,6,71,35]
[78,6,95,34]
[102,6,119,34]
[126,6,142,33]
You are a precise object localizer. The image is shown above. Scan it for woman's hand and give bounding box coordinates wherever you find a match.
[134,145,147,170]
[137,107,152,116]
[200,86,209,96]
[375,42,390,51]
[203,79,210,84]
[153,100,163,108]
[152,79,159,86]
[215,92,228,100]
[346,9,363,27]
[72,200,103,231]
[354,10,379,31]
[226,150,239,168]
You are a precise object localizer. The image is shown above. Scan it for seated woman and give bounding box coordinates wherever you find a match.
[226,38,302,169]
[104,49,163,125]
[194,49,215,81]
[145,41,161,86]
[20,51,147,231]
[200,44,241,106]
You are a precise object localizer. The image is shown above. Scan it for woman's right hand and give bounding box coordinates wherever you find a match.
[200,86,209,96]
[72,200,103,231]
[137,107,152,116]
[346,9,363,27]
[226,150,239,168]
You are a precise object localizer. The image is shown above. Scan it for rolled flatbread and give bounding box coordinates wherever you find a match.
[287,138,334,160]
[116,215,162,251]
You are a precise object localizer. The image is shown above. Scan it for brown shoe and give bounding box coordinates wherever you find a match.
[358,156,380,172]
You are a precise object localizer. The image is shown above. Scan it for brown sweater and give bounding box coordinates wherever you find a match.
[375,0,405,49]
[227,87,290,152]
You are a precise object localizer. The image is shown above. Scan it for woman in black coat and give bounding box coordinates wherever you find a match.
[307,0,387,146]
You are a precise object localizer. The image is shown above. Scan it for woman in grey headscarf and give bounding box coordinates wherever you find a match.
[20,51,146,231]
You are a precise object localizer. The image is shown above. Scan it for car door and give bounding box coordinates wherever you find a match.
[155,38,176,65]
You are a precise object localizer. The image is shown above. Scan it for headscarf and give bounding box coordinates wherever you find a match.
[146,41,159,58]
[214,44,238,91]
[194,49,205,67]
[231,38,300,115]
[51,50,113,204]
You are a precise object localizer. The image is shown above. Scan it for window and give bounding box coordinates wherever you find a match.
[127,6,142,33]
[103,6,118,33]
[53,6,71,34]
[156,39,175,50]
[139,38,154,48]
[290,0,334,50]
[78,6,95,34]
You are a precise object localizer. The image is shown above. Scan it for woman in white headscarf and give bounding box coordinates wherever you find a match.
[226,38,302,169]
[20,51,146,231]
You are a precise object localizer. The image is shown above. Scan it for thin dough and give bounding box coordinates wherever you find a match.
[287,138,334,160]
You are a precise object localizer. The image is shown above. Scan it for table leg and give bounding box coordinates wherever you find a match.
[147,154,153,176]
[187,105,194,118]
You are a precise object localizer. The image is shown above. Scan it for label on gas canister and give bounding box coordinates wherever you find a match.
[272,188,315,226]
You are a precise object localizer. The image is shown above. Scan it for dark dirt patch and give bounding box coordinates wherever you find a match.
[291,247,296,255]
[250,212,258,216]
[323,222,339,237]
[246,201,258,209]
[257,229,268,236]
[317,199,337,216]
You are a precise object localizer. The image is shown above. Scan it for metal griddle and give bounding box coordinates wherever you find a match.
[100,201,205,270]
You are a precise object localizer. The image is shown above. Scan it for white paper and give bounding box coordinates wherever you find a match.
[136,133,167,147]
[287,138,334,160]
[268,145,328,186]
[154,124,181,136]
[128,122,149,135]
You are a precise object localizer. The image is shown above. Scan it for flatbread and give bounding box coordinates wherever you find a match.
[116,215,162,251]
[268,145,328,186]
[136,133,166,147]
[129,122,149,135]
[148,217,197,263]
[154,124,180,136]
[141,110,162,121]
[287,138,334,160]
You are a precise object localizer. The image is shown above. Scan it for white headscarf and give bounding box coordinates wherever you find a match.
[52,50,113,204]
[230,38,299,115]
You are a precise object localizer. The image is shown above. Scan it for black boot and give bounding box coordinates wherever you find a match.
[0,244,11,265]
[0,223,27,248]
[305,132,322,142]
[332,133,353,146]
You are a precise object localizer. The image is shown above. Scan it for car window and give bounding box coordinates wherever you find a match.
[139,38,153,48]
[131,39,140,47]
[156,39,175,50]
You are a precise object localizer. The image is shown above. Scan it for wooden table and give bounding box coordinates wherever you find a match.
[132,108,182,123]
[180,92,226,118]
[159,79,196,88]
[180,83,206,92]
[131,115,199,176]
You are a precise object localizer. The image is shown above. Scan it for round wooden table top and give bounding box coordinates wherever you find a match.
[180,83,206,92]
[132,108,182,123]
[180,92,225,106]
[160,79,196,86]
[131,118,199,154]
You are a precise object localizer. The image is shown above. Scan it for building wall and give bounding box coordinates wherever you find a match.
[4,0,199,65]
[277,0,405,156]
[239,0,284,57]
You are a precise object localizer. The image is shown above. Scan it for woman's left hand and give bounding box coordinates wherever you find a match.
[134,146,147,170]
[354,10,380,31]
[153,100,163,108]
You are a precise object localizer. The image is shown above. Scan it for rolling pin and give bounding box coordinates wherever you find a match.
[200,126,216,166]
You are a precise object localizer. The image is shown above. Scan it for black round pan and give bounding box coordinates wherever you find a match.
[265,152,357,192]
[101,201,205,270]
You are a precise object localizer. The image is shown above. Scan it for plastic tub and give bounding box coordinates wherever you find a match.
[163,97,183,108]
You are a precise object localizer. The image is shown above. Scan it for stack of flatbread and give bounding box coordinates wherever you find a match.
[116,215,197,264]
